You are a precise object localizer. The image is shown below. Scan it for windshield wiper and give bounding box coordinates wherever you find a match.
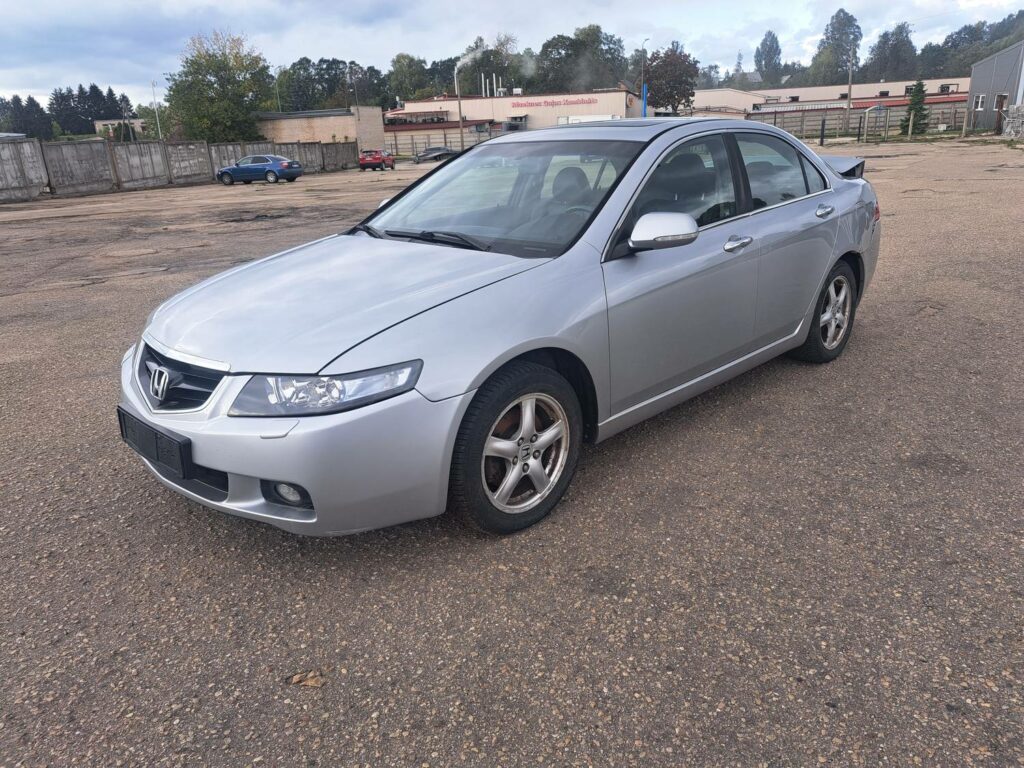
[350,222,383,238]
[384,229,491,252]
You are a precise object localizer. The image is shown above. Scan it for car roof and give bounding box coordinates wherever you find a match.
[487,117,771,144]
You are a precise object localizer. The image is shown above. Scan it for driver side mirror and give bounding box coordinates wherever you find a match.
[628,212,699,251]
[234,161,240,167]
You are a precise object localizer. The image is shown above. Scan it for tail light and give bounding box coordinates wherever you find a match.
[280,161,289,168]
[873,201,881,222]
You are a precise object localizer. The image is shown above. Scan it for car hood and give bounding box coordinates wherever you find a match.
[146,234,547,373]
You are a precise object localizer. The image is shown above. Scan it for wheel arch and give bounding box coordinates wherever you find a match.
[475,346,600,443]
[836,250,865,303]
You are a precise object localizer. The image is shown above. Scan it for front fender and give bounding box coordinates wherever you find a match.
[321,243,612,421]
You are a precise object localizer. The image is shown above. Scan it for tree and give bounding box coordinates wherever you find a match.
[861,22,917,82]
[807,9,863,85]
[166,31,273,141]
[388,53,429,101]
[696,64,721,89]
[900,79,929,135]
[754,31,783,86]
[533,25,627,93]
[3,95,53,139]
[646,41,699,114]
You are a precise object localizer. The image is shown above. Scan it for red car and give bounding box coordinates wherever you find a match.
[359,149,395,171]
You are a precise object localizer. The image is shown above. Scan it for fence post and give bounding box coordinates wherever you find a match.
[961,108,969,137]
[907,112,915,140]
[105,140,122,190]
[884,110,890,142]
[800,112,806,138]
[819,118,826,146]
[159,140,173,185]
[856,115,863,143]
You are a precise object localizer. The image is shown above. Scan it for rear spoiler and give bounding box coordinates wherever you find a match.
[820,155,865,179]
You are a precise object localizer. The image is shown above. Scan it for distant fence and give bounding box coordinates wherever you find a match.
[385,130,492,157]
[0,137,359,203]
[746,103,969,140]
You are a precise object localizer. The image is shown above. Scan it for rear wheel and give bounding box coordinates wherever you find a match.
[789,261,857,363]
[285,177,296,182]
[449,361,582,534]
[220,173,234,185]
[265,170,279,183]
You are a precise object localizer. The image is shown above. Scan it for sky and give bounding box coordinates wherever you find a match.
[3,0,1021,107]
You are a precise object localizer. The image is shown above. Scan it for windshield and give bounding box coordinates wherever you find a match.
[366,139,642,258]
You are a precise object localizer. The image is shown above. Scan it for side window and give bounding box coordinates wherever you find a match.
[632,135,737,227]
[252,156,269,164]
[801,155,827,194]
[736,134,808,208]
[238,156,253,165]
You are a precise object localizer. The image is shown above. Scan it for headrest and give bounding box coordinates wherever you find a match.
[552,166,590,203]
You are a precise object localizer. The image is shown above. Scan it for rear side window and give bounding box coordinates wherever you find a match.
[801,155,827,194]
[631,134,737,226]
[736,134,808,209]
[252,156,269,164]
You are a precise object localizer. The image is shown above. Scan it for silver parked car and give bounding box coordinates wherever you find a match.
[118,119,880,536]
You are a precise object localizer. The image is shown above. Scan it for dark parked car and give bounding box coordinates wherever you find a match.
[217,155,303,185]
[413,146,455,164]
[359,149,395,171]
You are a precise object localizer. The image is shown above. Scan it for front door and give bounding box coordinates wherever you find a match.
[602,134,759,415]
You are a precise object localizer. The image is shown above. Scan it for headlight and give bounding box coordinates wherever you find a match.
[228,360,422,417]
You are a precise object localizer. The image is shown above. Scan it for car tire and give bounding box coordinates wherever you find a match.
[285,177,296,182]
[242,180,252,184]
[448,361,583,534]
[220,173,234,186]
[265,171,279,183]
[789,261,858,364]
[359,167,365,172]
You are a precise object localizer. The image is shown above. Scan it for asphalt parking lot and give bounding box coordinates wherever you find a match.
[2,141,1022,766]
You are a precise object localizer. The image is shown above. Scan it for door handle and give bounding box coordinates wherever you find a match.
[816,204,835,218]
[722,235,753,253]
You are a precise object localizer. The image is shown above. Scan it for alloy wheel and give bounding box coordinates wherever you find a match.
[481,394,569,514]
[820,275,852,350]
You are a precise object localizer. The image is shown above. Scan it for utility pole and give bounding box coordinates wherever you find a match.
[151,80,163,140]
[640,38,650,118]
[845,41,855,133]
[274,66,284,112]
[454,60,465,151]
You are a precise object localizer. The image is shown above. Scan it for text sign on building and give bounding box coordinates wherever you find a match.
[509,97,601,109]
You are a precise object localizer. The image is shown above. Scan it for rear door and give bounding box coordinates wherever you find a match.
[734,132,840,346]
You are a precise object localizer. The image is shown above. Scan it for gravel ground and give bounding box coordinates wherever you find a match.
[1,142,1022,767]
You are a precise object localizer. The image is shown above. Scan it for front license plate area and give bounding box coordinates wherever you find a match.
[117,407,193,480]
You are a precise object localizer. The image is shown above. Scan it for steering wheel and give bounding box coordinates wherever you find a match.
[562,205,592,217]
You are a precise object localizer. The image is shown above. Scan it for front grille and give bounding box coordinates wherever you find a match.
[137,344,226,411]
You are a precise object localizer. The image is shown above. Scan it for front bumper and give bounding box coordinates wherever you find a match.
[119,345,472,536]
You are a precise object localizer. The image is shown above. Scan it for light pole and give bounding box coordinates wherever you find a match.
[274,66,284,112]
[151,80,163,140]
[454,60,465,151]
[640,38,650,118]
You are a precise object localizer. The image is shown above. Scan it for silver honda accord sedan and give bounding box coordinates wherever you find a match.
[118,119,880,536]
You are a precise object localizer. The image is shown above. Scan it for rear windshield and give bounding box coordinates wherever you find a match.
[367,140,642,258]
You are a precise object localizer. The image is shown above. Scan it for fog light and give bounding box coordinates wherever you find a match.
[260,479,313,510]
[275,483,303,504]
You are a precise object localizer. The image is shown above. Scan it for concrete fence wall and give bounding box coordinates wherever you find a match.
[111,142,170,190]
[165,141,212,183]
[0,138,360,203]
[323,141,359,171]
[42,141,117,196]
[274,142,324,172]
[0,139,48,202]
[385,130,490,157]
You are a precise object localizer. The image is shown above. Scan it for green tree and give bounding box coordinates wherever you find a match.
[807,8,863,85]
[900,79,929,135]
[388,53,429,101]
[696,63,721,89]
[754,31,783,86]
[166,31,273,141]
[861,22,917,82]
[646,41,699,113]
[533,25,627,92]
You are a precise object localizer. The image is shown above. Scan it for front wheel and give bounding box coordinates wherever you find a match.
[220,173,234,185]
[449,361,582,534]
[789,261,857,363]
[265,171,279,183]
